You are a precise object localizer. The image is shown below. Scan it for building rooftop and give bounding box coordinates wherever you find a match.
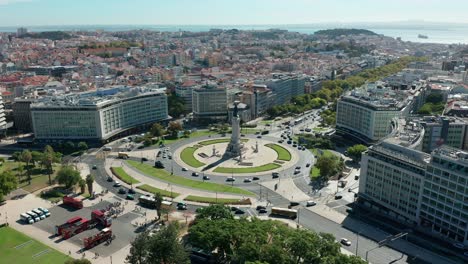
[341,83,413,111]
[31,85,166,108]
[432,146,468,165]
[384,118,424,149]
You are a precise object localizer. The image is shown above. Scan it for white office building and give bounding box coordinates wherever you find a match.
[31,86,168,142]
[192,85,227,121]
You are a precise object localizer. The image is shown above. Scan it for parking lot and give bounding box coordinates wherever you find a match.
[31,197,141,257]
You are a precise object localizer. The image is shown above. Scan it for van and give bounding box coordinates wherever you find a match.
[37,207,51,217]
[32,209,46,220]
[26,211,40,222]
[20,213,34,224]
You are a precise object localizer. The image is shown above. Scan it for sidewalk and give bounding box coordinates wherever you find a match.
[261,177,311,202]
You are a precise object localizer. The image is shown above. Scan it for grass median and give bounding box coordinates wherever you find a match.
[213,163,281,174]
[136,184,180,198]
[184,195,251,205]
[126,160,254,196]
[110,167,140,184]
[265,143,292,161]
[180,147,205,168]
[0,226,71,264]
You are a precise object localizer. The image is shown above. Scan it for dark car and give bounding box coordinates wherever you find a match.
[306,163,311,167]
[107,176,113,182]
[287,140,292,144]
[252,176,260,181]
[231,206,240,211]
[290,201,300,207]
[141,157,148,162]
[177,202,187,210]
[335,194,343,200]
[203,175,210,181]
[118,188,126,194]
[257,135,262,139]
[92,165,97,169]
[256,205,266,210]
[126,194,135,200]
[226,177,235,182]
[137,145,145,149]
[191,172,199,177]
[241,134,246,137]
[258,209,268,214]
[235,209,245,215]
[128,188,136,194]
[272,172,279,179]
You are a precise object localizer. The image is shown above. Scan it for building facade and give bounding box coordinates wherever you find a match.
[266,75,305,106]
[192,85,227,121]
[31,86,168,142]
[0,95,6,134]
[419,116,468,152]
[12,98,35,132]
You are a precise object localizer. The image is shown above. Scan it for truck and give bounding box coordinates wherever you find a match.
[83,228,113,249]
[271,207,297,219]
[55,210,112,239]
[63,196,83,209]
[20,213,34,224]
[91,209,112,227]
[61,218,90,239]
[118,152,129,159]
[55,216,85,236]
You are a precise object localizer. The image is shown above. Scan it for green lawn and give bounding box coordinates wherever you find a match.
[310,167,321,179]
[184,195,250,205]
[126,160,254,196]
[265,143,292,161]
[180,147,205,168]
[197,138,230,146]
[213,163,281,174]
[240,128,261,134]
[0,227,71,264]
[313,127,328,132]
[136,184,180,198]
[110,167,140,185]
[158,130,218,145]
[0,162,61,193]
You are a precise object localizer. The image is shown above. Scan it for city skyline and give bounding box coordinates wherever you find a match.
[1,0,468,26]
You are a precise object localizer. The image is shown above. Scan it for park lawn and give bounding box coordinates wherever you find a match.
[180,147,205,168]
[213,163,281,174]
[265,143,292,161]
[0,162,61,193]
[111,167,140,185]
[184,195,250,205]
[126,160,254,196]
[0,227,71,264]
[158,130,218,145]
[136,184,180,198]
[313,127,328,132]
[240,128,261,134]
[197,138,230,145]
[310,167,321,179]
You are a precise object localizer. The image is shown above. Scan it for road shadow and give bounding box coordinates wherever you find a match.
[201,156,231,171]
[57,204,81,212]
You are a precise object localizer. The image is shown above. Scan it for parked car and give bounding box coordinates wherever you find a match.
[258,209,268,214]
[256,205,266,210]
[306,200,316,207]
[306,163,311,167]
[118,188,126,194]
[177,202,187,210]
[272,172,279,178]
[334,194,343,200]
[243,178,252,183]
[231,206,240,211]
[235,209,245,215]
[114,181,121,187]
[92,165,97,169]
[126,194,135,200]
[37,207,50,217]
[290,201,299,207]
[453,243,465,249]
[107,176,113,182]
[341,238,351,246]
[141,157,148,162]
[128,188,136,194]
[182,167,188,171]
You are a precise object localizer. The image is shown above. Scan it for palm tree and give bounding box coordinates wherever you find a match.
[85,174,94,196]
[78,179,86,194]
[21,150,32,184]
[154,192,163,220]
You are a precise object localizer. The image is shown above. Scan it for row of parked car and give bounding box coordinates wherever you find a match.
[20,207,50,224]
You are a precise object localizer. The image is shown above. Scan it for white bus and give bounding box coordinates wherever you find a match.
[294,118,304,125]
[271,207,298,219]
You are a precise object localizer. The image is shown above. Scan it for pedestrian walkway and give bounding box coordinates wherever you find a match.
[261,178,311,202]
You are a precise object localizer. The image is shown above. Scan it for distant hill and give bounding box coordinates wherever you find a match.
[20,31,73,41]
[314,28,378,37]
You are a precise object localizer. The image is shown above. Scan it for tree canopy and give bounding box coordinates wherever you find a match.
[346,144,368,162]
[315,154,344,180]
[0,170,17,201]
[56,166,81,189]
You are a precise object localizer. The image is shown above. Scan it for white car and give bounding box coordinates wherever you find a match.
[182,167,188,171]
[243,178,252,183]
[340,238,351,246]
[306,200,317,207]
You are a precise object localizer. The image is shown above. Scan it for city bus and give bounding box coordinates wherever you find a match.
[271,207,298,219]
[293,118,304,125]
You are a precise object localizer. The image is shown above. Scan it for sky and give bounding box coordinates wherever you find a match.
[1,0,468,26]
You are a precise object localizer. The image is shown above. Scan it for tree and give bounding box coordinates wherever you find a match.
[56,166,81,189]
[21,150,32,184]
[42,145,60,185]
[78,178,86,194]
[77,141,88,152]
[315,155,343,180]
[63,141,75,152]
[126,223,189,264]
[31,151,43,167]
[183,130,190,138]
[0,170,17,201]
[17,164,24,182]
[168,92,186,118]
[195,204,233,221]
[150,123,165,138]
[86,174,94,196]
[347,144,367,162]
[65,259,92,264]
[154,192,163,220]
[167,121,183,138]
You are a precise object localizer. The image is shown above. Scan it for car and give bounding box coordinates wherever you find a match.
[118,188,126,194]
[128,188,136,194]
[346,208,354,214]
[295,166,301,170]
[306,163,311,167]
[334,194,343,200]
[235,209,245,215]
[294,169,300,174]
[256,205,267,210]
[292,144,297,147]
[243,178,252,183]
[305,128,312,132]
[453,243,465,249]
[226,177,236,182]
[203,175,210,181]
[231,206,240,211]
[141,157,148,162]
[37,207,50,217]
[306,200,316,207]
[191,172,199,177]
[177,202,187,210]
[92,165,97,169]
[340,238,351,246]
[255,131,260,135]
[272,172,279,179]
[182,167,188,171]
[162,155,167,158]
[258,209,268,214]
[126,194,135,200]
[257,135,262,139]
[287,140,292,144]
[107,176,113,182]
[32,209,46,220]
[278,140,284,143]
[241,134,246,137]
[154,161,165,168]
[290,201,299,207]
[114,181,121,187]
[252,176,260,181]
[299,129,304,132]
[137,145,145,149]
[168,156,172,160]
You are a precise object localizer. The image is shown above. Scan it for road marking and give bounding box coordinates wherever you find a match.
[14,240,33,249]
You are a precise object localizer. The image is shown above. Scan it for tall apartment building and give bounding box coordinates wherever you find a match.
[30,86,168,143]
[192,85,227,121]
[175,84,195,112]
[12,98,35,132]
[359,120,468,246]
[266,75,305,106]
[336,84,416,143]
[0,95,6,134]
[418,116,468,152]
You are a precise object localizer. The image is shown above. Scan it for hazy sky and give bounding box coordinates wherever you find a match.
[1,0,468,26]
